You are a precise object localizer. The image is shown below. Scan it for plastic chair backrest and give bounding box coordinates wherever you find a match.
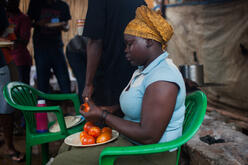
[182,91,207,142]
[3,82,45,133]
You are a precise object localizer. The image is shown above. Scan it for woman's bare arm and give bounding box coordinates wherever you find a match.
[81,81,178,144]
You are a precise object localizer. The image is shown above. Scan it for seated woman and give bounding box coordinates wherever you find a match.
[52,5,186,165]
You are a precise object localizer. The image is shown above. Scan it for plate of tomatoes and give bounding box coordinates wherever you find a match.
[64,122,119,147]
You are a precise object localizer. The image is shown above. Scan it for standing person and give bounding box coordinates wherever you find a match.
[82,0,146,106]
[52,5,185,165]
[66,25,87,103]
[27,0,71,93]
[6,0,32,85]
[0,2,24,162]
[0,0,19,83]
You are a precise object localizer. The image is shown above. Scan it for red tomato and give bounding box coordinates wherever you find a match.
[80,131,88,140]
[96,132,112,144]
[88,126,101,138]
[80,102,90,112]
[81,135,96,145]
[101,127,112,134]
[83,121,94,133]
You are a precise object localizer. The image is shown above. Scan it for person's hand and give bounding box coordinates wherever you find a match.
[61,22,69,31]
[45,22,68,31]
[80,99,102,123]
[82,84,94,101]
[98,105,118,114]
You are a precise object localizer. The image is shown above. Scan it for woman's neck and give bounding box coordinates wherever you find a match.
[143,47,164,68]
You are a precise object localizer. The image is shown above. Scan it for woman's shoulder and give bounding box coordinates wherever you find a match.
[144,59,184,88]
[149,59,181,77]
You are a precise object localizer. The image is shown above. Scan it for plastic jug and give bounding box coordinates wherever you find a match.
[35,100,48,133]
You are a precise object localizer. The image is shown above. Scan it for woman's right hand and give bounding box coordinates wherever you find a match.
[80,99,102,123]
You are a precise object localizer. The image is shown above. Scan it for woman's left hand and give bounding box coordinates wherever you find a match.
[80,99,102,123]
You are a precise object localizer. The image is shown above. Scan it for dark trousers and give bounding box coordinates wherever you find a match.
[66,49,86,103]
[34,46,71,93]
[17,65,31,85]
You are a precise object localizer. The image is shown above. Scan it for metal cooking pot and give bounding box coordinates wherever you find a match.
[179,64,204,85]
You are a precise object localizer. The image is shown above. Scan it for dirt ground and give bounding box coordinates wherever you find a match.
[0,131,63,165]
[0,101,74,165]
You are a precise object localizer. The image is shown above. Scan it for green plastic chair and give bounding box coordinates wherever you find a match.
[99,90,207,165]
[3,81,84,165]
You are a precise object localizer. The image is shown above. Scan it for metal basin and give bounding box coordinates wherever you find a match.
[179,64,204,85]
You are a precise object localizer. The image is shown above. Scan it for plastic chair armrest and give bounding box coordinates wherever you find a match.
[99,138,185,165]
[27,106,67,135]
[32,106,67,134]
[42,93,81,115]
[42,93,78,101]
[11,105,61,112]
[16,105,68,135]
[52,109,67,135]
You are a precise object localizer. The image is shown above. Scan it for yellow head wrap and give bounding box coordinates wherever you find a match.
[124,5,174,50]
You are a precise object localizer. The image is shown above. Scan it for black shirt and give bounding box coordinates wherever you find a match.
[27,0,71,48]
[83,0,146,103]
[0,4,9,68]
